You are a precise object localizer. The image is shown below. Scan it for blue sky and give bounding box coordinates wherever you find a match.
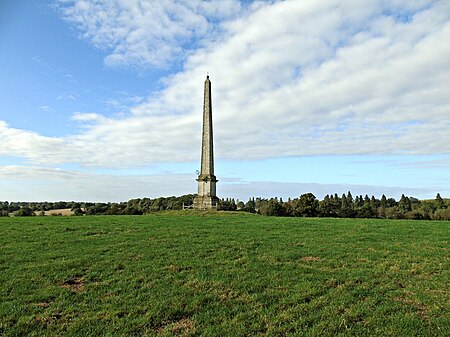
[0,0,449,202]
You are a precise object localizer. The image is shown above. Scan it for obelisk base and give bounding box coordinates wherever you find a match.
[193,195,219,210]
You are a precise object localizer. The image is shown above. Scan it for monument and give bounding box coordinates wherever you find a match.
[193,75,219,209]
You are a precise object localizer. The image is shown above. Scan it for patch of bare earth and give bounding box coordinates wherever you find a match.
[36,302,50,308]
[35,313,62,325]
[61,277,84,292]
[158,318,195,336]
[301,256,321,261]
[394,296,429,320]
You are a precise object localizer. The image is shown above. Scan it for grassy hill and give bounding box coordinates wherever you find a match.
[0,213,448,336]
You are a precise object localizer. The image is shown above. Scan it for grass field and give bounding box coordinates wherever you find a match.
[0,213,448,336]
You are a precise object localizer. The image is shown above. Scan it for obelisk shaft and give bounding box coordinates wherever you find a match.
[201,76,214,175]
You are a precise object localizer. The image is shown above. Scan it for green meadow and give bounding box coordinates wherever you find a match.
[0,213,448,336]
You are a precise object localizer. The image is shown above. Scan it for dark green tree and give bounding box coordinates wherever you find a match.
[73,207,85,216]
[346,191,353,204]
[244,198,256,213]
[435,193,445,209]
[259,199,284,216]
[378,194,387,218]
[340,193,354,218]
[292,193,319,217]
[380,195,387,208]
[398,194,412,213]
[14,207,34,217]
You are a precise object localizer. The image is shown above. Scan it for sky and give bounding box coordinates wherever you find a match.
[0,0,449,202]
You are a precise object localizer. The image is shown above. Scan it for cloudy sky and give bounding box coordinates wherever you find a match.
[0,0,449,202]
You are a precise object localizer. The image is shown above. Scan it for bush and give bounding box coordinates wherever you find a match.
[73,208,85,216]
[14,207,34,217]
[433,208,450,220]
[405,210,431,220]
[384,207,404,219]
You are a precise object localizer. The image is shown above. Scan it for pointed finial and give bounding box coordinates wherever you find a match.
[206,71,209,79]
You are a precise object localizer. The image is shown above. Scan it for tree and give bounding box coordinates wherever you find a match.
[85,203,109,215]
[106,203,122,215]
[230,199,237,211]
[370,196,380,208]
[259,199,284,216]
[319,194,340,217]
[435,193,445,209]
[354,195,363,208]
[398,194,412,213]
[378,194,387,218]
[71,202,82,211]
[386,198,397,208]
[346,191,353,204]
[14,207,34,217]
[380,195,387,208]
[355,195,376,218]
[73,207,84,216]
[122,206,143,215]
[244,198,256,213]
[340,193,354,218]
[292,193,319,217]
[218,198,237,211]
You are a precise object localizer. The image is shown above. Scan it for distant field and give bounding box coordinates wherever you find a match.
[39,208,74,216]
[0,213,448,336]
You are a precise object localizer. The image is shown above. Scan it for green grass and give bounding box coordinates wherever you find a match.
[0,213,449,336]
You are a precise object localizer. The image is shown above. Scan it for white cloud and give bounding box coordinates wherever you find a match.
[57,0,242,69]
[57,93,76,100]
[71,112,103,122]
[2,1,449,168]
[40,105,53,112]
[0,165,194,201]
[131,0,449,160]
[0,121,68,164]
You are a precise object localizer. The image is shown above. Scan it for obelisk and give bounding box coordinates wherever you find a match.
[193,75,219,209]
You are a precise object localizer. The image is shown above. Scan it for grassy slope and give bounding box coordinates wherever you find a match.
[0,213,448,336]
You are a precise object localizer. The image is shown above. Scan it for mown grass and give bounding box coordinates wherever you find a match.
[0,213,448,336]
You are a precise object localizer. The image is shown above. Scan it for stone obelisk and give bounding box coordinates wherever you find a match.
[194,75,219,209]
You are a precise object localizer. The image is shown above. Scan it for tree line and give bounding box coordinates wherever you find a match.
[1,192,449,220]
[231,192,449,220]
[0,195,195,217]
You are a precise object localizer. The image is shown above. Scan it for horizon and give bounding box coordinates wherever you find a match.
[1,0,449,202]
[1,191,446,205]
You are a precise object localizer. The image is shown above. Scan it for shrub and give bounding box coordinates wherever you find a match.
[433,208,450,220]
[14,207,34,217]
[73,207,85,216]
[384,207,403,219]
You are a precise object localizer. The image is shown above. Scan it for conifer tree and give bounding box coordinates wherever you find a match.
[381,195,387,208]
[399,194,412,212]
[435,193,445,209]
[346,191,353,204]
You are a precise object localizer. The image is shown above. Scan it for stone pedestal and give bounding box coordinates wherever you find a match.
[193,195,219,210]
